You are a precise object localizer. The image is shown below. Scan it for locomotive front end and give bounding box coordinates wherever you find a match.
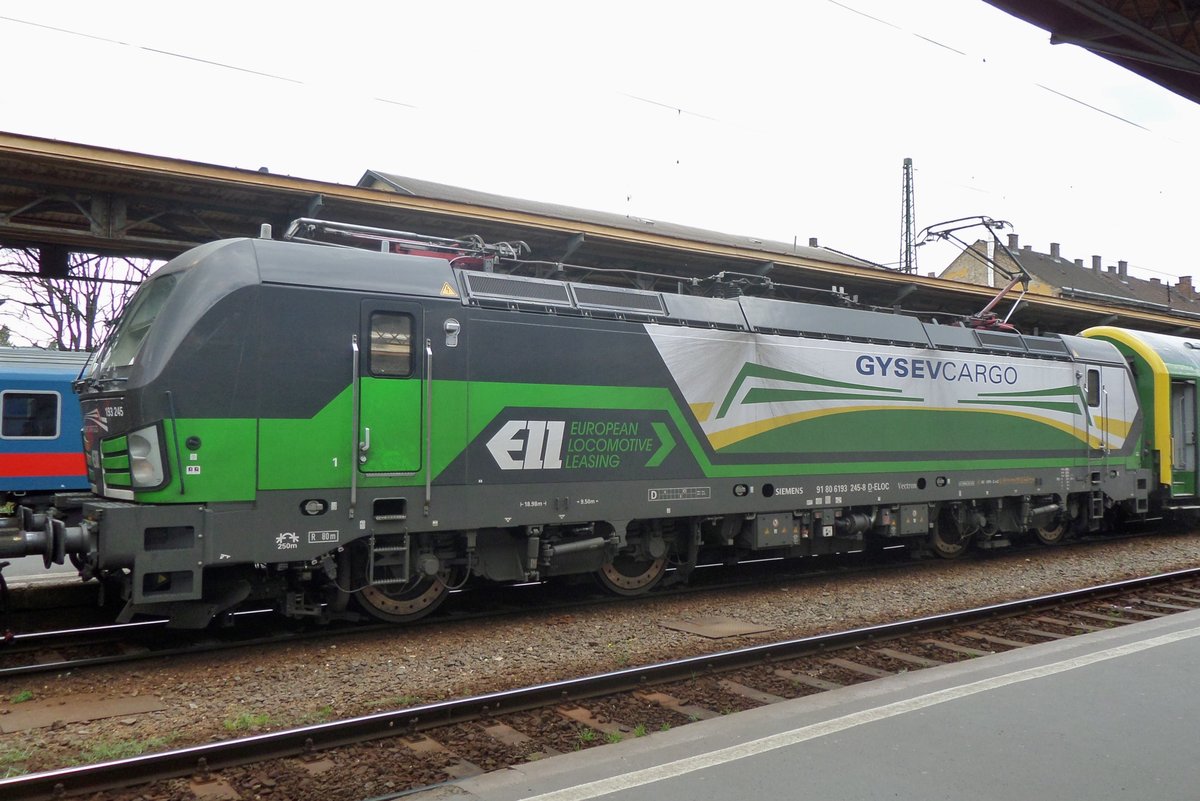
[79,273,178,502]
[2,272,181,570]
[3,239,269,625]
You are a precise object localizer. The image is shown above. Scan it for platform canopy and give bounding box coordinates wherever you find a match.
[984,0,1200,105]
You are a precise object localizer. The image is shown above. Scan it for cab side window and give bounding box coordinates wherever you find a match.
[2,391,60,438]
[369,313,413,377]
[1086,369,1101,408]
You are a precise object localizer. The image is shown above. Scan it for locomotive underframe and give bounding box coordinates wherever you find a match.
[13,459,1149,627]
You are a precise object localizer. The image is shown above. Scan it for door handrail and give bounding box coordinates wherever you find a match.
[424,337,433,516]
[350,335,360,520]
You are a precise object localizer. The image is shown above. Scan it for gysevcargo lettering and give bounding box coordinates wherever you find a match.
[487,420,661,471]
[855,355,1018,385]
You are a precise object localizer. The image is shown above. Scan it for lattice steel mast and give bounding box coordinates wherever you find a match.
[899,157,917,274]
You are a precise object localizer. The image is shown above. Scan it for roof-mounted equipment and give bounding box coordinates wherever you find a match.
[917,215,1030,333]
[283,218,529,271]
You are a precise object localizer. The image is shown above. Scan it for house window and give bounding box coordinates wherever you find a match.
[2,391,60,438]
[370,313,413,377]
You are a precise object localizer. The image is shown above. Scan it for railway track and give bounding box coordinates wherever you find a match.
[4,566,1200,801]
[0,533,1136,678]
[0,546,923,677]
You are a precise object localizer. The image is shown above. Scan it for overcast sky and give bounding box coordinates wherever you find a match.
[5,0,1200,284]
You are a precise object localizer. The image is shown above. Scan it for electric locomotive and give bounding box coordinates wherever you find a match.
[3,220,1187,627]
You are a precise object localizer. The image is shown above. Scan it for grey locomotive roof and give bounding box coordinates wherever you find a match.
[163,237,1115,364]
[159,237,459,300]
[739,296,931,346]
[1060,333,1126,365]
[360,171,879,271]
[254,239,457,297]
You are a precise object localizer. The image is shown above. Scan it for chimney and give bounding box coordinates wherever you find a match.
[1023,245,1032,251]
[1050,242,1061,258]
[1179,276,1195,297]
[1118,260,1128,278]
[1092,255,1102,273]
[1007,233,1019,250]
[1074,259,1083,268]
[1151,277,1161,284]
[808,237,819,247]
[1107,265,1117,274]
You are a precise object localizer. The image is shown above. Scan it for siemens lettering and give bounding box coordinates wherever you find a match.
[855,355,1018,385]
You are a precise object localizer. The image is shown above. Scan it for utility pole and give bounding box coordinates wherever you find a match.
[899,157,917,274]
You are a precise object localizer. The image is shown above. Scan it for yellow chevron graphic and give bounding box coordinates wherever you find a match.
[706,405,1121,450]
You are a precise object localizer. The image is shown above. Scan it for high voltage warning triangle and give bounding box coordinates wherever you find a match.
[440,282,459,297]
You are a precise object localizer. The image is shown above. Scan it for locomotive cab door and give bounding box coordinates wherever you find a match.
[1170,380,1198,497]
[358,304,424,474]
[1084,367,1103,457]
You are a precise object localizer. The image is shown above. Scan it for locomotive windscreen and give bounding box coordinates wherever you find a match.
[89,273,179,377]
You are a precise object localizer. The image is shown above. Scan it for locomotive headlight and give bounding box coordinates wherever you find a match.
[128,425,165,488]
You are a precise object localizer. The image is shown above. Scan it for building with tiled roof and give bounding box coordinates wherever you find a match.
[939,234,1200,322]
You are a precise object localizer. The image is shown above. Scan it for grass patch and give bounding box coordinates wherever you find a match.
[606,641,632,667]
[313,705,334,720]
[72,736,172,765]
[222,712,273,731]
[297,705,334,724]
[0,746,32,778]
[369,694,423,711]
[10,690,33,704]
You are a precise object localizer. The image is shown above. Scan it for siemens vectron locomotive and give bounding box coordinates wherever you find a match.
[3,219,1197,627]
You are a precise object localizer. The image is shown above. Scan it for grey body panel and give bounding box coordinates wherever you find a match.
[738,296,933,346]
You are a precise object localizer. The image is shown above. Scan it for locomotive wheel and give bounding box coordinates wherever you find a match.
[356,572,451,623]
[1034,520,1067,546]
[596,554,667,596]
[928,527,969,559]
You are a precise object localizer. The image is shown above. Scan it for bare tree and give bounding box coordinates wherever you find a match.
[0,249,157,351]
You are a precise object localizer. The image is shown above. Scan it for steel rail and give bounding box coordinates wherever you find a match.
[0,619,303,680]
[4,566,1199,801]
[0,530,1173,682]
[3,618,165,648]
[0,546,920,678]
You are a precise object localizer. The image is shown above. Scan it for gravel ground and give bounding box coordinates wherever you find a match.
[2,531,1199,779]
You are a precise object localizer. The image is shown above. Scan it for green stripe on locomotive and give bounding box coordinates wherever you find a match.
[132,418,257,502]
[131,378,1138,505]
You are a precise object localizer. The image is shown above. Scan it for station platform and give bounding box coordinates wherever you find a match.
[421,606,1200,801]
[1,557,96,612]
